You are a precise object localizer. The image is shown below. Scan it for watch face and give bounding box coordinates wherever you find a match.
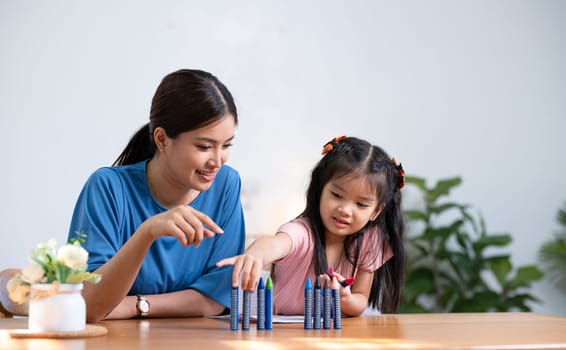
[138,299,150,313]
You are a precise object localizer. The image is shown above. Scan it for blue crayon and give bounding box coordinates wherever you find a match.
[242,289,251,330]
[257,277,265,330]
[332,287,342,329]
[265,277,273,330]
[313,276,322,329]
[323,281,331,329]
[230,287,238,331]
[304,278,313,329]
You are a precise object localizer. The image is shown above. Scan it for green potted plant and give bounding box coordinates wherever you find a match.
[400,175,543,313]
[538,202,566,292]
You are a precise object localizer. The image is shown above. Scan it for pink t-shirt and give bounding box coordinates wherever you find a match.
[272,217,393,315]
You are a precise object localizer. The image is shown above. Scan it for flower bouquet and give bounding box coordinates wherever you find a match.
[7,233,101,332]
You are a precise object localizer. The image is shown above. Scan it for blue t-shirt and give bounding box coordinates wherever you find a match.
[67,160,245,309]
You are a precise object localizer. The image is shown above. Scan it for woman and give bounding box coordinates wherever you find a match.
[68,69,245,322]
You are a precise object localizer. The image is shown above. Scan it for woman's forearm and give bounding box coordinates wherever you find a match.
[83,230,154,322]
[105,289,225,319]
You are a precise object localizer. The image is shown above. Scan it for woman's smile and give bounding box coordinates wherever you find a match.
[197,169,217,183]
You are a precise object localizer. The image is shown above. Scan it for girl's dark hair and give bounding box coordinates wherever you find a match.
[300,136,406,313]
[113,69,238,166]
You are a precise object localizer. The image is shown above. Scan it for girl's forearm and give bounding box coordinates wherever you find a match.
[340,292,368,316]
[246,233,292,267]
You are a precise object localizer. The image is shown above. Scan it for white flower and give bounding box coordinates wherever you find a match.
[57,244,89,270]
[7,275,31,304]
[21,260,45,283]
[31,239,57,257]
[7,235,101,304]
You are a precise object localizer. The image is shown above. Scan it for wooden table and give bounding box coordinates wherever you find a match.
[1,312,565,349]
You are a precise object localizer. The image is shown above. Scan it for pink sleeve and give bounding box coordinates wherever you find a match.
[275,218,312,264]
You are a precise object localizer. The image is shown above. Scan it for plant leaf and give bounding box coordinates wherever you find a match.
[451,291,500,312]
[557,202,566,227]
[405,176,427,192]
[488,255,512,285]
[507,266,544,289]
[405,210,428,222]
[499,293,539,312]
[473,234,512,253]
[429,202,465,215]
[422,220,464,240]
[66,272,102,284]
[428,177,462,203]
[538,235,566,288]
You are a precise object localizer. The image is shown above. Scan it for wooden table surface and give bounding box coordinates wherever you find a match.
[1,312,566,349]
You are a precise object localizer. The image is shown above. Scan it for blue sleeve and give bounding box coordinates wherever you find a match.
[189,168,246,309]
[67,168,124,272]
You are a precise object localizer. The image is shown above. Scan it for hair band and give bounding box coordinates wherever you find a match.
[321,135,347,155]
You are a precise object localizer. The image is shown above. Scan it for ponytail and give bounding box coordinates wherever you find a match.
[112,123,155,166]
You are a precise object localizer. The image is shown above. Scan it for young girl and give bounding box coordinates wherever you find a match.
[217,136,405,315]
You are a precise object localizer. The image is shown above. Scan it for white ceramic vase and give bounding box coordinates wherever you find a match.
[28,283,86,332]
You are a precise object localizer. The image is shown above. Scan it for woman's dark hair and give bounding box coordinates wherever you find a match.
[300,136,406,313]
[113,69,238,166]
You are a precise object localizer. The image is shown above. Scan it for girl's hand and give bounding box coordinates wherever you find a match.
[139,205,223,247]
[216,253,263,291]
[320,271,352,298]
[331,272,353,298]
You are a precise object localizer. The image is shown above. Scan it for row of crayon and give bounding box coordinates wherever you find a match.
[230,276,273,331]
[304,276,341,330]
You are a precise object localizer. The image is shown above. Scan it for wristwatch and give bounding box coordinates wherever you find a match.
[136,295,150,318]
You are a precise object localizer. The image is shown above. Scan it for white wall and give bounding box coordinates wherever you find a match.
[1,1,565,315]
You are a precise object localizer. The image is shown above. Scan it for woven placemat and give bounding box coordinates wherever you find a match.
[10,324,107,338]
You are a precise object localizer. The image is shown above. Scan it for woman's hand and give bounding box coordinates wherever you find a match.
[216,253,264,291]
[139,205,223,247]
